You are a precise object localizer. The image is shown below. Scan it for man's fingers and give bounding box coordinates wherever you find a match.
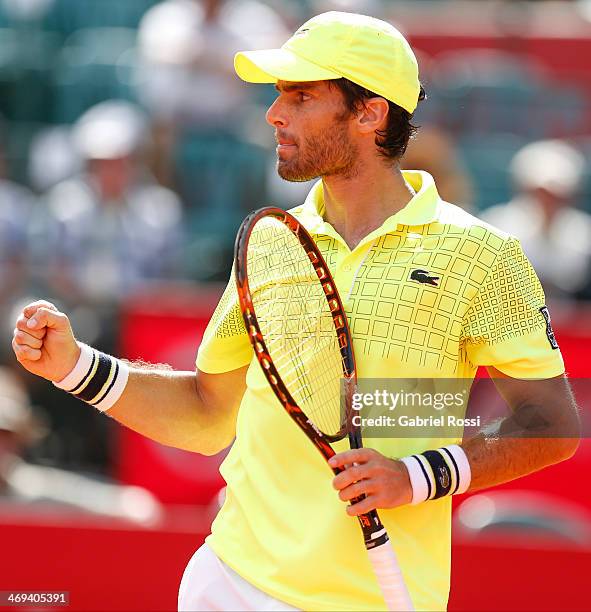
[346,495,377,516]
[16,316,46,339]
[328,448,376,469]
[26,307,69,333]
[12,338,42,362]
[13,329,43,350]
[16,301,59,338]
[23,301,58,318]
[332,464,372,490]
[338,479,376,502]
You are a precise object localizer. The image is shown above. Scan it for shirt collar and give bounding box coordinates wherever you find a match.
[298,170,442,236]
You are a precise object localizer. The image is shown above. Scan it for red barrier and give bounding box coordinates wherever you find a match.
[0,507,208,612]
[1,507,589,611]
[116,286,228,505]
[449,537,591,611]
[409,32,591,86]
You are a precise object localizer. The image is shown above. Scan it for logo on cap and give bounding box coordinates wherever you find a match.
[293,28,310,38]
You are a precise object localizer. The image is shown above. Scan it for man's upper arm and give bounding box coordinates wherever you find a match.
[487,367,580,440]
[193,267,252,447]
[195,365,249,447]
[462,235,579,453]
[196,264,253,374]
[462,236,564,379]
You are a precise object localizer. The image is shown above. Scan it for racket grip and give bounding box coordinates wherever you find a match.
[367,542,414,611]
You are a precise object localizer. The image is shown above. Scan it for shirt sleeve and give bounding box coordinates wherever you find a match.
[196,267,253,373]
[461,236,565,378]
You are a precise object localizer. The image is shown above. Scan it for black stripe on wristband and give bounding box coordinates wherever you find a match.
[91,360,119,406]
[67,350,97,394]
[411,454,432,501]
[75,353,112,402]
[440,447,461,495]
[422,450,453,499]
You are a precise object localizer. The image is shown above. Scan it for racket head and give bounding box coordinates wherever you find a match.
[235,207,358,446]
[235,207,392,556]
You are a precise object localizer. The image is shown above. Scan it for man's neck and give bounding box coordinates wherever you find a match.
[321,163,415,249]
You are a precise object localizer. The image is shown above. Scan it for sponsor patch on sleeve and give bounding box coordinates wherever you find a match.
[539,306,559,350]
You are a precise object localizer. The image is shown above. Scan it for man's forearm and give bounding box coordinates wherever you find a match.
[462,434,579,492]
[107,369,209,453]
[105,365,244,455]
[462,374,580,491]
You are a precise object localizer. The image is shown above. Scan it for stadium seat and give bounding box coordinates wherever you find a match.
[2,121,48,185]
[174,130,270,280]
[533,83,588,139]
[0,0,58,31]
[50,0,157,37]
[456,133,527,211]
[430,49,589,141]
[52,28,138,123]
[0,28,59,123]
[430,50,545,138]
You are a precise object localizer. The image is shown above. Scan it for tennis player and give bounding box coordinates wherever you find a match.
[13,12,579,612]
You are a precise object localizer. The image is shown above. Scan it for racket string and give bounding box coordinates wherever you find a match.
[247,218,346,436]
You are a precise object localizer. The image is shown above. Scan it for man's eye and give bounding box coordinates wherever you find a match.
[299,92,311,101]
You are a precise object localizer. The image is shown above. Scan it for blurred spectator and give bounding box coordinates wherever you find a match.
[0,0,55,22]
[482,139,591,300]
[136,0,288,185]
[136,0,288,126]
[30,100,185,308]
[0,367,162,524]
[28,125,83,193]
[401,125,474,210]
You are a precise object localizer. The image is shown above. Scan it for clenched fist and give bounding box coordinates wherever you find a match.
[12,300,81,383]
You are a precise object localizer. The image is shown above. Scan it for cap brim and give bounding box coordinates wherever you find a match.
[234,48,341,84]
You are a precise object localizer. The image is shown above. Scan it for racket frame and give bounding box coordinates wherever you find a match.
[234,206,387,548]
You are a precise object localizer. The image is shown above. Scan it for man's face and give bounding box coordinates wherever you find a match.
[88,156,134,200]
[266,80,358,182]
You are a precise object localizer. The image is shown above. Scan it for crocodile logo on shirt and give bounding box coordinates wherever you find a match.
[410,269,440,287]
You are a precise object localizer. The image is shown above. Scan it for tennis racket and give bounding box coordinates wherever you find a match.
[234,207,413,611]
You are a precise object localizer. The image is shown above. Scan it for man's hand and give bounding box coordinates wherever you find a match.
[12,300,80,383]
[329,448,413,516]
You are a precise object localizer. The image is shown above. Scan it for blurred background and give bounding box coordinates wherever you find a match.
[0,0,590,610]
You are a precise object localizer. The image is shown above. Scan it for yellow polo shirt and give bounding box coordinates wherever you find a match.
[196,171,564,611]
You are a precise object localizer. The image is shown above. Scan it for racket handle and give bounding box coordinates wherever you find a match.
[367,542,414,611]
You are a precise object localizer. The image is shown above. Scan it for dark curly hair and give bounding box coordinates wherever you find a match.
[329,78,426,164]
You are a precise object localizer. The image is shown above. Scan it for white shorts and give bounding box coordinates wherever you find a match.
[178,543,300,611]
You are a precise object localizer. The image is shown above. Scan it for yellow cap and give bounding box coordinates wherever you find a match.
[234,11,420,113]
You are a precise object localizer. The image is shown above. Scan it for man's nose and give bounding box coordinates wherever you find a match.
[265,97,288,128]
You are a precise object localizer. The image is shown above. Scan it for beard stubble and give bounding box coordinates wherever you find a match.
[277,114,359,183]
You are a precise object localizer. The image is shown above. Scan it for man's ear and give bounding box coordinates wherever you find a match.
[356,97,389,134]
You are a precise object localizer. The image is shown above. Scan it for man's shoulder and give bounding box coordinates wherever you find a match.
[286,203,306,217]
[435,200,514,249]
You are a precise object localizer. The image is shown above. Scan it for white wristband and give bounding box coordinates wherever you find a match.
[442,444,471,494]
[53,343,94,391]
[53,344,129,412]
[400,456,430,505]
[400,445,471,504]
[93,360,129,412]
